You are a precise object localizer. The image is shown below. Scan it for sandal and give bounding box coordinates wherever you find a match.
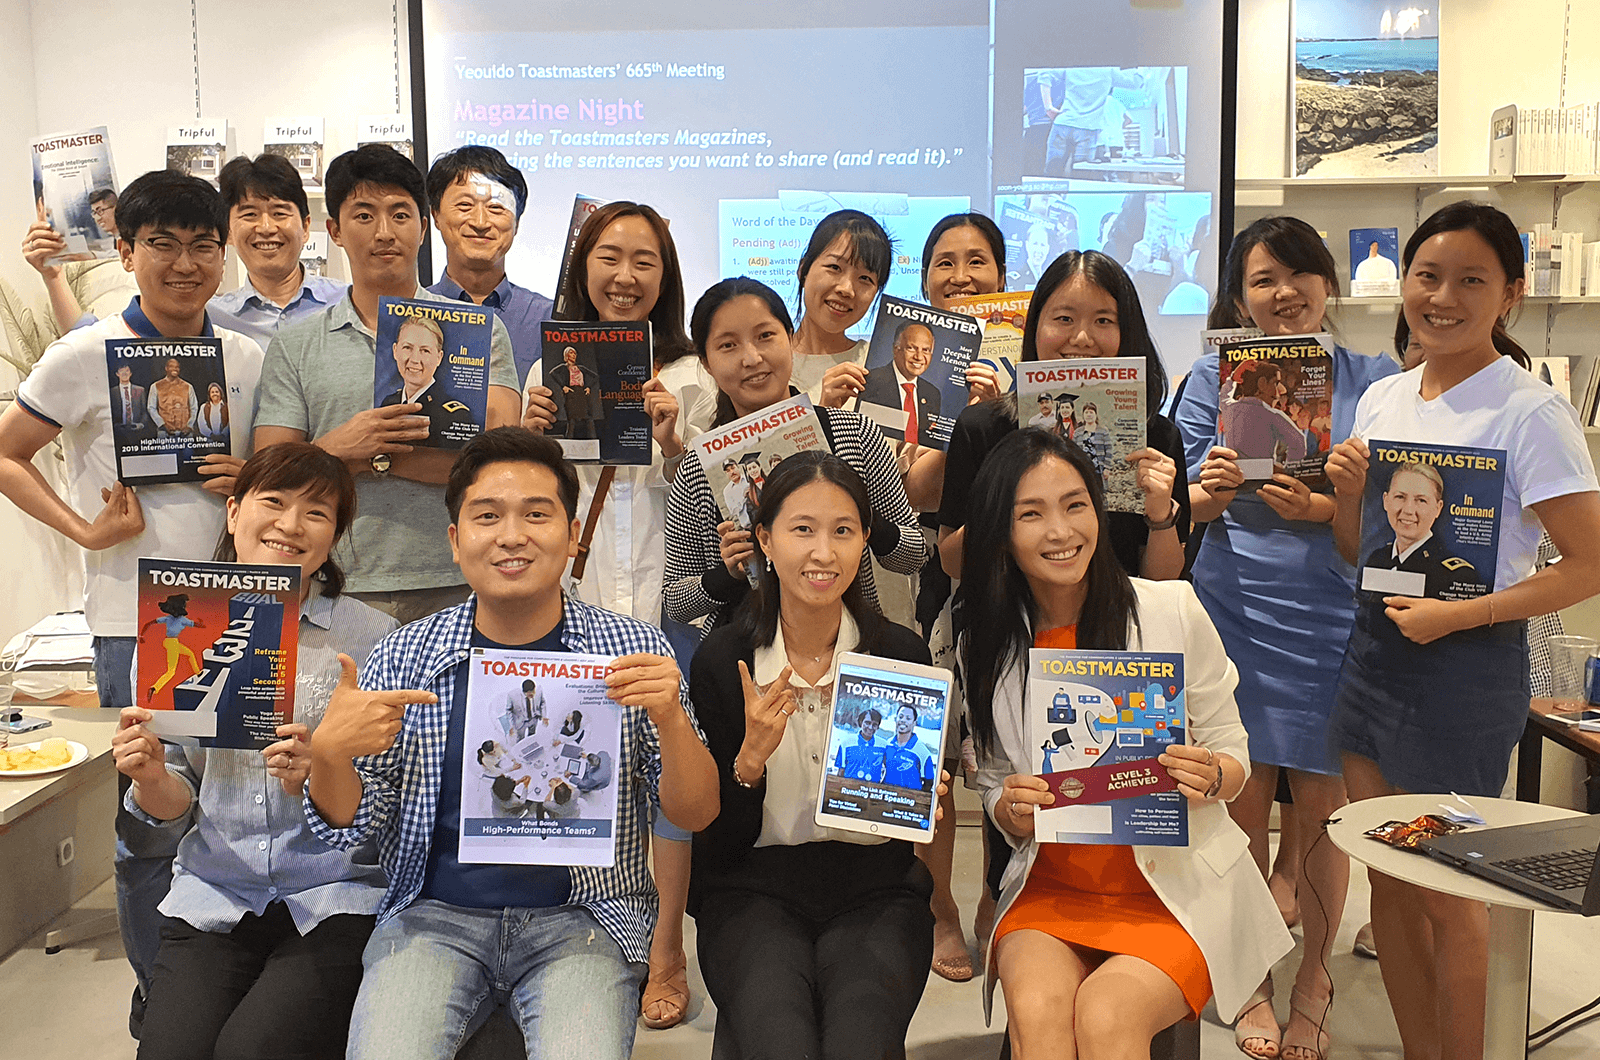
[931,920,974,982]
[1352,921,1377,959]
[1234,978,1280,1059]
[640,950,689,1030]
[1282,987,1331,1060]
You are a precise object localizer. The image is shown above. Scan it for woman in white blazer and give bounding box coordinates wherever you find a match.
[956,428,1293,1059]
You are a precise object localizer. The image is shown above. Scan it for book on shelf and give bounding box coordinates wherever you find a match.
[263,118,325,188]
[540,322,654,464]
[356,116,413,160]
[1531,357,1571,405]
[1349,228,1401,297]
[30,125,119,264]
[165,121,229,186]
[1490,105,1516,177]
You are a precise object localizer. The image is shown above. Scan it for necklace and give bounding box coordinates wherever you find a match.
[781,619,837,665]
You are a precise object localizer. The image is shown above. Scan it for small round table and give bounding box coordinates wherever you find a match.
[1329,793,1586,1059]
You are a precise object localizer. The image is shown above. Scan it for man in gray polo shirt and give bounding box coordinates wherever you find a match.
[255,145,524,624]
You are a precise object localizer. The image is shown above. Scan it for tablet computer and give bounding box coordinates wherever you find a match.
[813,651,954,844]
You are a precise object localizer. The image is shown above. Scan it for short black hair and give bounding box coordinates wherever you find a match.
[426,146,528,219]
[521,679,537,692]
[89,188,118,208]
[218,154,310,220]
[115,169,227,244]
[324,144,428,223]
[446,427,579,524]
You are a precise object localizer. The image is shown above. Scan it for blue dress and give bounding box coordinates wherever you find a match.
[1173,345,1400,773]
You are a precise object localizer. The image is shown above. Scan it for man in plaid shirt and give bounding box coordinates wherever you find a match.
[306,428,718,1058]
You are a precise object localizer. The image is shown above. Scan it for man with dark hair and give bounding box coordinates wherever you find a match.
[209,154,346,349]
[0,167,261,1033]
[425,146,552,387]
[89,188,119,236]
[833,707,886,781]
[255,145,535,625]
[307,426,718,1060]
[881,704,937,791]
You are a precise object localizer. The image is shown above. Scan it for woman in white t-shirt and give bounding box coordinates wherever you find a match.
[1326,201,1600,1060]
[789,209,891,406]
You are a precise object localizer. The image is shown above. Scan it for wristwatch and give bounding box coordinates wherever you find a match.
[370,453,392,476]
[1145,497,1181,531]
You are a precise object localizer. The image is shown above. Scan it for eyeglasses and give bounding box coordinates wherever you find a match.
[136,237,225,264]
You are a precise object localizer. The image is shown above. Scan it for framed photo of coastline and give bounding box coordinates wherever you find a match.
[1291,0,1438,177]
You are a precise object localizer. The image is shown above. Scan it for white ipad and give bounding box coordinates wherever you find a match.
[814,651,954,844]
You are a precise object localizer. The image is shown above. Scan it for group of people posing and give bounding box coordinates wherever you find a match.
[6,138,1598,1060]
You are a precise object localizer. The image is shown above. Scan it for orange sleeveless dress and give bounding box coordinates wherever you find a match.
[993,625,1213,1018]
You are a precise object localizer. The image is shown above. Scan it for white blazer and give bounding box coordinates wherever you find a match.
[973,578,1294,1024]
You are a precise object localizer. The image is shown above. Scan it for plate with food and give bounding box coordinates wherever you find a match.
[0,737,88,777]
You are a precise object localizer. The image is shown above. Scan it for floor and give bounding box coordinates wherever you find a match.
[4,825,1599,1059]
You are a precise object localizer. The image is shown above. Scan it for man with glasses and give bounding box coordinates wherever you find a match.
[210,154,347,349]
[21,189,138,334]
[0,169,263,1037]
[89,188,119,237]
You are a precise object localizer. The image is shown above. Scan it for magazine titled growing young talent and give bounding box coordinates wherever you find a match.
[136,559,300,748]
[459,648,623,867]
[1359,440,1505,602]
[688,393,830,532]
[1028,648,1187,847]
[1017,358,1146,514]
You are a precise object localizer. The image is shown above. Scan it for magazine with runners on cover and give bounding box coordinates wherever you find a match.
[1028,649,1187,846]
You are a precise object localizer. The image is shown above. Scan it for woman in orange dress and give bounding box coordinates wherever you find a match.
[956,428,1292,1059]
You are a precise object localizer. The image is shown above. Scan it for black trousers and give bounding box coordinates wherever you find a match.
[696,845,934,1060]
[137,902,375,1060]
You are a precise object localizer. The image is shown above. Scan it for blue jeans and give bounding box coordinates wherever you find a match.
[347,901,646,1060]
[94,635,180,998]
[1045,124,1101,177]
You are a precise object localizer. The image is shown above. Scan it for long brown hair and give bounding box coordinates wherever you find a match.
[567,201,694,369]
[213,443,358,596]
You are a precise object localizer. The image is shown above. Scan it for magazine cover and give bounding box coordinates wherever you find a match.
[165,121,228,186]
[30,126,119,265]
[1359,440,1505,602]
[540,322,653,464]
[688,393,830,530]
[262,118,325,187]
[107,337,231,485]
[458,648,622,867]
[1217,332,1335,489]
[373,297,492,450]
[1490,104,1518,176]
[852,296,982,450]
[1349,227,1401,296]
[1028,649,1187,846]
[136,559,300,748]
[1017,358,1146,514]
[356,115,413,160]
[551,194,608,320]
[946,291,1029,394]
[819,658,947,831]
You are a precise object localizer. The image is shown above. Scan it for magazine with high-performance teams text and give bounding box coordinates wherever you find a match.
[107,337,231,485]
[689,393,829,531]
[1029,649,1187,846]
[551,194,608,320]
[30,125,119,265]
[946,291,1029,395]
[459,648,622,867]
[1359,440,1505,602]
[853,296,981,451]
[1217,332,1335,490]
[136,559,299,748]
[541,322,653,464]
[1017,358,1145,514]
[373,297,492,450]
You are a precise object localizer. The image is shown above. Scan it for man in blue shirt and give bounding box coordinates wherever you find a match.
[425,146,553,388]
[306,427,718,1059]
[208,154,346,349]
[881,704,937,792]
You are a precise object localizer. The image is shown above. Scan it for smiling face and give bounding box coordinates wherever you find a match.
[925,224,1001,309]
[895,705,916,737]
[1080,405,1098,428]
[1239,243,1331,337]
[703,294,794,417]
[164,359,182,379]
[436,173,518,273]
[1009,455,1099,598]
[448,460,581,611]
[585,215,661,322]
[1401,229,1522,363]
[858,711,880,743]
[226,482,341,587]
[892,324,934,379]
[208,382,224,403]
[121,223,226,330]
[1035,274,1121,360]
[800,234,880,336]
[754,478,865,613]
[392,319,444,391]
[1026,223,1051,270]
[327,182,424,293]
[230,192,309,282]
[1383,468,1444,552]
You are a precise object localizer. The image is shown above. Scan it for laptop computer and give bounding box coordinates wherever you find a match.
[1420,814,1600,915]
